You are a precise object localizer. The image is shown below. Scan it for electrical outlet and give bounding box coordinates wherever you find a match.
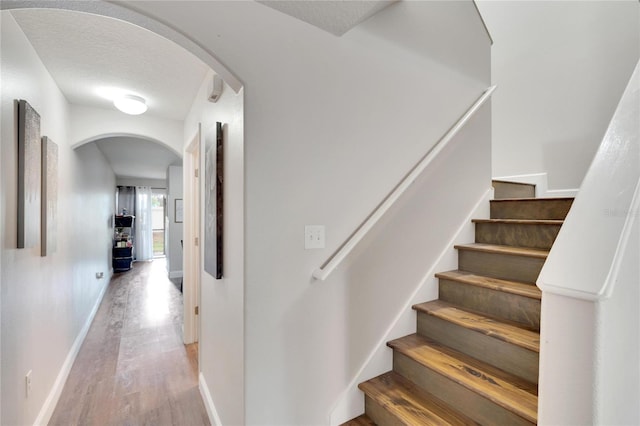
[96,272,104,279]
[305,225,325,249]
[25,370,32,398]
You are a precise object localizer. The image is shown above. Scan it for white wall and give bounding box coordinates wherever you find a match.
[477,0,640,191]
[0,12,115,425]
[183,71,245,425]
[166,165,183,278]
[330,105,493,424]
[130,1,490,424]
[70,104,184,156]
[2,1,491,424]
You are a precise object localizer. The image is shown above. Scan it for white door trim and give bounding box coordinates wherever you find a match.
[183,125,201,344]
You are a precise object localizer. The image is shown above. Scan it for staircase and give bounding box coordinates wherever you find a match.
[343,181,573,425]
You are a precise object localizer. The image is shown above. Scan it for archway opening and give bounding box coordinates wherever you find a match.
[1,4,244,425]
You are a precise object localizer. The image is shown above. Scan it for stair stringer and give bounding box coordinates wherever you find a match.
[328,188,493,425]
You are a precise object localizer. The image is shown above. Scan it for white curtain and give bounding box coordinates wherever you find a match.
[135,186,153,261]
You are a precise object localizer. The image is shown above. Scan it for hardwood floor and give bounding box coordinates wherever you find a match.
[49,260,210,426]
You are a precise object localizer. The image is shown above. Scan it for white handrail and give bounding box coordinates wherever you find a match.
[537,60,639,300]
[313,85,497,281]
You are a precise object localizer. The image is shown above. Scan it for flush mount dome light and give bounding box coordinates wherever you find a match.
[114,94,147,115]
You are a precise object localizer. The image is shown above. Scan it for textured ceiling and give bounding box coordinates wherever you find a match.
[9,3,396,181]
[257,0,398,36]
[94,137,181,180]
[9,8,206,180]
[11,8,209,121]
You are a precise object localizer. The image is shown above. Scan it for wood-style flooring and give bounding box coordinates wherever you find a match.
[49,259,210,426]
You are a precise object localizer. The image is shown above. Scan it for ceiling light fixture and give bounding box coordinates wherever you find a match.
[114,94,147,115]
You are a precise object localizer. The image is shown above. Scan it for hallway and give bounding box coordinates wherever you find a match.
[49,260,210,425]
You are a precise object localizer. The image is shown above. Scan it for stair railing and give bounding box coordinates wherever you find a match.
[313,85,497,281]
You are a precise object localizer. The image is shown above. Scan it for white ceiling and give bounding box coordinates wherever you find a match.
[94,136,181,180]
[11,8,208,121]
[257,0,398,36]
[9,2,397,121]
[9,3,396,180]
[10,8,206,179]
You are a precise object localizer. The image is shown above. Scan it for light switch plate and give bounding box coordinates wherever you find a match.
[305,225,325,249]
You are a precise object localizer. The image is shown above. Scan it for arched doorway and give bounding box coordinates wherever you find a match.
[1,4,244,425]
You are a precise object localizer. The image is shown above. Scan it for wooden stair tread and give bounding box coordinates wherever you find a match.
[413,300,540,352]
[472,218,563,225]
[436,270,541,300]
[387,334,538,423]
[490,197,574,220]
[340,414,376,426]
[359,371,480,425]
[454,243,548,259]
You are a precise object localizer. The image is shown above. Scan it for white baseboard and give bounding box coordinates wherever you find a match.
[169,270,183,279]
[199,372,223,426]
[33,279,109,426]
[328,188,493,425]
[493,172,579,198]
